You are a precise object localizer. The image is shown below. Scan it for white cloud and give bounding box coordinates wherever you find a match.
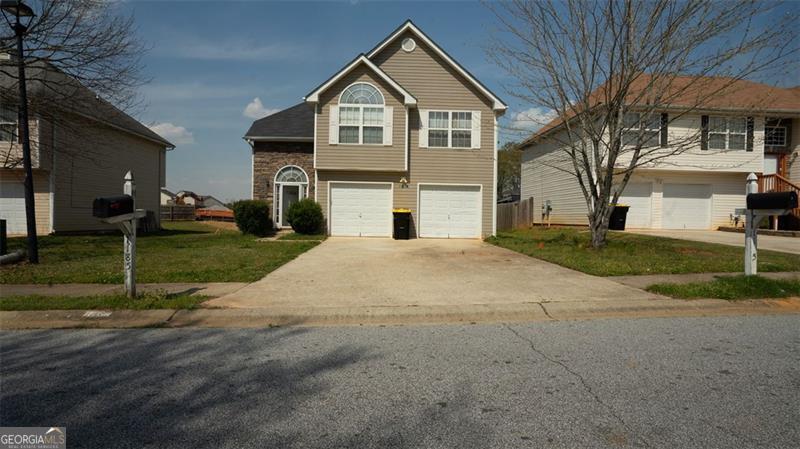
[243,97,280,119]
[509,107,558,133]
[149,122,194,145]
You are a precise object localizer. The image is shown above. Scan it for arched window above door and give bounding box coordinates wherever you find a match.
[275,166,308,184]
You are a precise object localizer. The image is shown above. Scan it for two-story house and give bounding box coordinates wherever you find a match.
[520,77,800,230]
[245,21,507,238]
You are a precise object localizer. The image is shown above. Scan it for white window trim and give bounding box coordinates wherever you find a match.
[708,116,747,151]
[426,110,473,149]
[338,105,385,146]
[336,82,386,146]
[622,112,659,147]
[0,104,17,143]
[764,125,787,147]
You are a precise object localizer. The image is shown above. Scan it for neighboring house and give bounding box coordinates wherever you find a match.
[520,77,800,230]
[161,188,176,205]
[245,20,507,237]
[0,62,174,235]
[174,190,230,210]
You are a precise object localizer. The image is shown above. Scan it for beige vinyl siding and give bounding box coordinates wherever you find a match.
[316,66,406,171]
[790,118,800,184]
[521,132,590,225]
[616,114,764,173]
[0,170,51,235]
[1,117,45,169]
[52,119,163,232]
[371,29,496,235]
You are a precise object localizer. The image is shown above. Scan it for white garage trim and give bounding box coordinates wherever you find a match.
[328,181,393,237]
[417,183,483,239]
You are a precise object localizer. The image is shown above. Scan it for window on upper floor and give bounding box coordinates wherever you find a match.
[0,103,17,142]
[426,110,475,149]
[765,125,787,147]
[621,112,660,147]
[708,116,746,150]
[337,83,385,145]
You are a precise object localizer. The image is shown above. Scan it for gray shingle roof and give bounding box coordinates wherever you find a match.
[244,103,313,140]
[0,60,174,148]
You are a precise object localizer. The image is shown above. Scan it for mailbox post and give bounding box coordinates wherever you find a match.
[93,171,146,298]
[737,173,798,275]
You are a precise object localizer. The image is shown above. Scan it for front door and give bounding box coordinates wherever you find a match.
[280,185,301,227]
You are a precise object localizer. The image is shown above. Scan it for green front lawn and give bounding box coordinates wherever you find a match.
[0,292,208,311]
[277,232,327,241]
[487,227,800,276]
[1,221,320,284]
[647,275,800,300]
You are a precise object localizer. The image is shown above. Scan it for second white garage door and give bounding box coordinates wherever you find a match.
[418,185,481,238]
[330,183,392,237]
[662,184,711,229]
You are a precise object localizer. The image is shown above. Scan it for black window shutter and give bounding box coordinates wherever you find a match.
[660,113,668,147]
[746,117,754,152]
[700,115,709,151]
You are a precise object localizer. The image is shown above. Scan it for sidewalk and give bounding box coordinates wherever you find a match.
[2,296,799,329]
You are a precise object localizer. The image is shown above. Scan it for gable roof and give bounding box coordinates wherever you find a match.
[304,55,417,106]
[244,102,314,140]
[0,60,174,148]
[367,20,508,112]
[524,75,800,146]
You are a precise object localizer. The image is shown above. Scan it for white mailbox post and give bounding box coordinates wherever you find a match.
[96,171,146,298]
[737,173,797,276]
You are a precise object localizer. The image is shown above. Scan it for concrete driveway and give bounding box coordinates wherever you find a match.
[206,238,658,311]
[628,229,800,255]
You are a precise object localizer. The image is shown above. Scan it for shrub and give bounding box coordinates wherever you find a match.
[286,199,324,234]
[232,200,273,236]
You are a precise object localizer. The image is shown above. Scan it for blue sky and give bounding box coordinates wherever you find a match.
[123,1,516,202]
[122,1,798,202]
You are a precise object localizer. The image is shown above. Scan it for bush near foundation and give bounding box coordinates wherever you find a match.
[286,199,324,234]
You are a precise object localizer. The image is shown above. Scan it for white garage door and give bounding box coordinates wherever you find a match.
[0,181,28,234]
[662,184,711,229]
[619,182,652,228]
[419,185,481,238]
[330,183,392,237]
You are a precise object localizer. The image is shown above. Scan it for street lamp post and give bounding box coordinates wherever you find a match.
[1,0,38,263]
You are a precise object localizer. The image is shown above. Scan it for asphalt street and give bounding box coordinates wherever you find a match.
[1,315,798,448]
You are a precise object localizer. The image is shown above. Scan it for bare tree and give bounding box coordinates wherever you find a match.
[488,0,799,248]
[1,0,148,170]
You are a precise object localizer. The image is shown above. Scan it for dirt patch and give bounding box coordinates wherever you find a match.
[676,247,715,257]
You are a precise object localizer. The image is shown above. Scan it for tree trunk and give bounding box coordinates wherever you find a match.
[588,204,612,249]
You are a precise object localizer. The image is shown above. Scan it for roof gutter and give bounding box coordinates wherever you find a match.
[243,136,314,142]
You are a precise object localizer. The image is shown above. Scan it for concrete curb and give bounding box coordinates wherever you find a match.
[1,298,799,329]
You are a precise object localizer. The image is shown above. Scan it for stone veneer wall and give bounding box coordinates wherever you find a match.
[252,141,315,205]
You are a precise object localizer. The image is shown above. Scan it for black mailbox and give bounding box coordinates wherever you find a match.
[93,195,134,218]
[746,191,798,210]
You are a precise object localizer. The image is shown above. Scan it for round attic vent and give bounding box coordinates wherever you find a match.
[401,38,416,53]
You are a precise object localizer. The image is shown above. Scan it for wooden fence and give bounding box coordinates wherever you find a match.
[496,197,534,232]
[160,205,196,221]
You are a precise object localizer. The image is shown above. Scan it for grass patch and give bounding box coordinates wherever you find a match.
[1,221,320,284]
[487,227,800,276]
[277,232,327,241]
[647,275,800,300]
[0,291,209,311]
